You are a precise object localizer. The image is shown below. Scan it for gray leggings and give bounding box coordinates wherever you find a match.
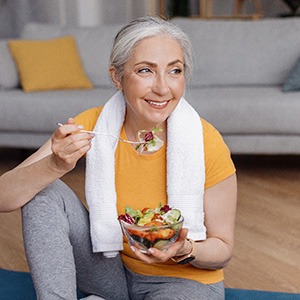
[22,180,224,300]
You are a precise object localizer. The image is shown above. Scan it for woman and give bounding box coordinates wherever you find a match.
[0,16,237,300]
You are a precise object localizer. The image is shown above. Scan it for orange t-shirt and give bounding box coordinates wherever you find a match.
[74,106,236,284]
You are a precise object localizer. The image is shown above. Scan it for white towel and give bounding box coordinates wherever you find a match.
[85,91,125,256]
[86,91,206,257]
[167,99,206,240]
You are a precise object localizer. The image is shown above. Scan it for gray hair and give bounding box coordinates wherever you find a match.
[109,16,193,81]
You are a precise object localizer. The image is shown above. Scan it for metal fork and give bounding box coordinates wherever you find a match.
[57,123,142,145]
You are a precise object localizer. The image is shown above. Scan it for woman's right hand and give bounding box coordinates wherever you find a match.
[0,118,94,212]
[50,118,94,173]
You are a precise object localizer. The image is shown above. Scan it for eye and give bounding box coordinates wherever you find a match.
[138,67,152,74]
[170,68,183,75]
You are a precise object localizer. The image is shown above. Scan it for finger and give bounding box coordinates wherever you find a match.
[129,245,150,260]
[129,245,157,263]
[53,132,93,157]
[66,118,75,125]
[66,141,92,162]
[178,228,188,242]
[63,133,94,154]
[54,123,83,139]
[51,137,92,171]
[148,228,189,260]
[56,118,84,137]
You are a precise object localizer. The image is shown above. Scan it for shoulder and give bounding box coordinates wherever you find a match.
[201,118,226,151]
[201,118,236,189]
[201,118,219,136]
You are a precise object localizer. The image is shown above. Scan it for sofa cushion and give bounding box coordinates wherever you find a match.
[282,57,300,92]
[8,36,93,92]
[0,88,115,133]
[0,40,19,89]
[21,22,124,88]
[185,86,300,135]
[172,18,300,87]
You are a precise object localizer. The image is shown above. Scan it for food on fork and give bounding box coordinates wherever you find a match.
[135,127,164,155]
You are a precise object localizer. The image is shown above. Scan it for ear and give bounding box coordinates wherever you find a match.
[109,66,122,90]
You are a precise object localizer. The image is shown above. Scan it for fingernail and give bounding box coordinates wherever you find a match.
[148,248,154,254]
[130,246,135,253]
[78,125,83,130]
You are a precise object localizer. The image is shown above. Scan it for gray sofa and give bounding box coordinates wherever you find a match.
[1,18,300,154]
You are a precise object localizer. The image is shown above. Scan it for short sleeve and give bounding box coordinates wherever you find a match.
[202,118,236,189]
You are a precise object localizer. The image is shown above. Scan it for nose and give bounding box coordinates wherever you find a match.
[152,73,169,95]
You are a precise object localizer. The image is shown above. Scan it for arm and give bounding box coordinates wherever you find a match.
[0,119,93,212]
[131,173,237,269]
[190,172,237,269]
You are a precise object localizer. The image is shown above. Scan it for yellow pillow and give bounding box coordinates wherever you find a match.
[8,36,93,92]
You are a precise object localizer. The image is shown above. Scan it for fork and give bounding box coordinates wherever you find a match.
[57,123,143,145]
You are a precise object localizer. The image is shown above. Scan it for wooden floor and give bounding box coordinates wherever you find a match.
[0,149,299,293]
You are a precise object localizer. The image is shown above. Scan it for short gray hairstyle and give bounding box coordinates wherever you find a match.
[109,16,193,81]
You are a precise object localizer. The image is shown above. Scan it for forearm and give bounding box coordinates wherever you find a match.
[191,236,233,270]
[189,174,237,270]
[0,154,66,212]
[0,122,93,213]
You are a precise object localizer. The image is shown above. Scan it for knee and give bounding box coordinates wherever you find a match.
[21,179,81,241]
[22,179,76,217]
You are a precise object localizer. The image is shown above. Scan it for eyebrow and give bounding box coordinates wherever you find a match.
[134,59,184,67]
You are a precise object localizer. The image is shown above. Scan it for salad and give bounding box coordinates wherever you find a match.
[118,204,183,252]
[135,127,164,155]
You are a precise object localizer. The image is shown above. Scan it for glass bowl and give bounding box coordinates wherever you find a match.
[120,216,184,253]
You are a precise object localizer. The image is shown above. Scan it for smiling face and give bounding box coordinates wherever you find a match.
[110,34,185,133]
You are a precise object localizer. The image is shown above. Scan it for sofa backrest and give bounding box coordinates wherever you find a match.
[172,18,300,87]
[21,22,125,88]
[0,40,19,89]
[4,19,300,90]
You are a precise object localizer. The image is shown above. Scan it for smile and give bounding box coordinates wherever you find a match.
[146,100,169,107]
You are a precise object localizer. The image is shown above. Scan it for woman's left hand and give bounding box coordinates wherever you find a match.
[130,228,190,264]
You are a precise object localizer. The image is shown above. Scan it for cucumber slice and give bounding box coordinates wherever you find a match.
[162,209,181,224]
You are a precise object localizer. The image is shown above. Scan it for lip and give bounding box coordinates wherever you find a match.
[145,99,170,109]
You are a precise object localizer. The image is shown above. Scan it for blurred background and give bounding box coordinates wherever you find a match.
[0,0,296,39]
